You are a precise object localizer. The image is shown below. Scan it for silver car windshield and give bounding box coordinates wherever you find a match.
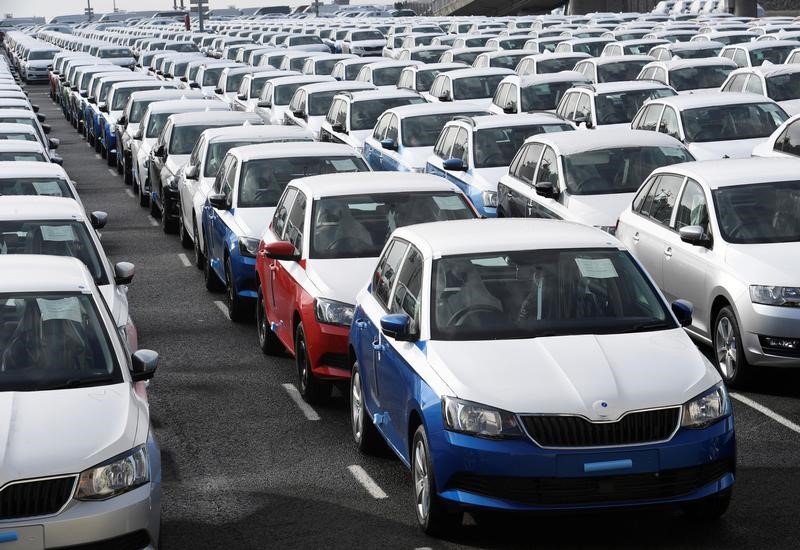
[713,181,800,244]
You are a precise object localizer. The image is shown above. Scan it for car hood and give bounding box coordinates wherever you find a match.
[351,40,386,48]
[425,329,718,418]
[688,138,764,160]
[305,257,378,304]
[402,146,435,170]
[778,99,800,117]
[725,242,800,287]
[471,166,509,191]
[563,191,636,228]
[0,383,145,485]
[26,60,51,69]
[232,206,274,239]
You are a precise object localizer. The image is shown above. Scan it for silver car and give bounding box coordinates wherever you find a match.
[0,254,161,548]
[616,158,800,385]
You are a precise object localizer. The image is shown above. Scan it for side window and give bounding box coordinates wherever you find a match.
[373,114,390,140]
[658,107,681,140]
[429,76,442,97]
[558,92,579,119]
[720,48,734,60]
[398,71,410,89]
[780,121,800,156]
[722,73,743,92]
[674,178,710,235]
[336,101,347,127]
[534,146,559,186]
[372,239,409,309]
[325,99,339,125]
[745,75,764,95]
[639,105,663,131]
[574,93,592,123]
[213,155,235,193]
[517,143,543,184]
[493,83,510,108]
[643,174,684,226]
[632,176,657,213]
[284,191,306,254]
[434,126,457,158]
[518,59,532,75]
[450,128,468,163]
[732,49,748,68]
[640,69,656,80]
[386,114,399,142]
[238,77,249,98]
[272,187,298,237]
[653,68,667,84]
[390,245,423,329]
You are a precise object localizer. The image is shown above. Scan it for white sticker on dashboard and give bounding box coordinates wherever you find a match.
[36,297,83,323]
[575,257,618,279]
[40,225,75,242]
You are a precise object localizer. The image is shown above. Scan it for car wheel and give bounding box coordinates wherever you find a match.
[257,286,284,355]
[203,240,223,292]
[107,148,116,167]
[295,322,331,404]
[412,424,461,535]
[713,306,751,386]
[193,222,204,270]
[225,256,250,323]
[682,489,732,520]
[350,362,384,454]
[179,213,192,249]
[161,199,177,234]
[150,194,160,219]
[124,158,133,185]
[139,180,150,207]
[95,137,102,154]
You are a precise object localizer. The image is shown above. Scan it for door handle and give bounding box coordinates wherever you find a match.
[664,247,673,258]
[632,232,640,243]
[269,263,279,272]
[372,339,384,352]
[355,319,367,330]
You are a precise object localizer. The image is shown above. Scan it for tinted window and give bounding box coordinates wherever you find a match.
[372,240,408,308]
[681,102,787,142]
[402,111,487,147]
[595,88,676,125]
[0,177,74,200]
[674,179,710,235]
[452,75,506,100]
[350,97,425,131]
[390,246,423,328]
[272,187,297,237]
[670,66,732,91]
[713,180,800,243]
[517,143,543,183]
[597,60,649,83]
[641,173,684,224]
[766,72,800,102]
[474,124,572,168]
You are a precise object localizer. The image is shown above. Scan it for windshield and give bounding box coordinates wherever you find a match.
[431,249,673,340]
[226,72,247,93]
[574,42,610,57]
[521,81,579,111]
[169,125,209,155]
[563,146,693,195]
[309,91,352,116]
[275,83,304,105]
[202,67,225,87]
[490,54,526,70]
[346,62,371,80]
[100,49,132,58]
[292,36,322,45]
[596,88,676,125]
[350,97,426,131]
[0,293,121,391]
[675,46,721,58]
[112,86,158,111]
[315,58,339,75]
[402,111,487,147]
[415,70,444,92]
[752,45,796,65]
[0,151,46,162]
[537,57,583,74]
[373,67,404,87]
[169,43,198,52]
[0,177,74,200]
[713,180,800,244]
[238,155,368,208]
[670,66,732,91]
[0,221,108,284]
[453,75,506,100]
[682,102,787,142]
[0,133,36,141]
[205,139,279,176]
[146,112,171,138]
[625,43,658,54]
[474,125,573,168]
[310,192,474,259]
[453,51,482,65]
[412,50,443,63]
[353,31,383,41]
[766,72,800,102]
[28,51,57,60]
[597,60,649,82]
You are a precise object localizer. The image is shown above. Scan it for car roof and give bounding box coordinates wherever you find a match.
[0,140,45,152]
[653,157,800,189]
[343,89,421,102]
[230,142,356,162]
[508,71,590,87]
[394,218,618,258]
[649,91,777,109]
[528,127,684,154]
[0,254,95,294]
[300,81,376,93]
[0,122,36,134]
[146,99,229,114]
[204,125,312,143]
[167,111,263,126]
[734,63,800,78]
[447,67,515,79]
[292,172,460,198]
[128,89,206,102]
[587,55,654,65]
[409,62,466,72]
[0,161,68,178]
[527,51,592,60]
[587,80,674,93]
[111,80,175,90]
[454,113,572,130]
[335,56,383,66]
[269,75,333,86]
[667,40,725,50]
[0,108,37,120]
[726,39,800,50]
[385,101,488,118]
[0,195,84,220]
[646,57,738,70]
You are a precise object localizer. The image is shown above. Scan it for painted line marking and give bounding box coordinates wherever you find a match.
[107,168,117,176]
[148,216,159,227]
[177,253,191,267]
[124,189,135,198]
[95,153,101,159]
[731,392,800,435]
[281,383,321,421]
[213,300,230,319]
[347,465,388,499]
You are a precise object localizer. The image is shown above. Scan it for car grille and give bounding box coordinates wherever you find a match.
[52,530,151,550]
[0,476,77,519]
[521,407,680,448]
[448,459,733,506]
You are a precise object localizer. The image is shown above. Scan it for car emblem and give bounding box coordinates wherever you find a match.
[593,400,610,418]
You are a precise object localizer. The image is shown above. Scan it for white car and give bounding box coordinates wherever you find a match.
[232,70,291,112]
[0,161,82,209]
[0,139,56,163]
[253,74,329,125]
[340,29,387,56]
[752,112,800,158]
[214,66,254,106]
[637,58,738,94]
[426,67,514,107]
[720,64,800,115]
[283,81,375,140]
[354,60,423,91]
[0,254,161,547]
[488,72,591,115]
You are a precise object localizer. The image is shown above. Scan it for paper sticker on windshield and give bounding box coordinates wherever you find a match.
[31,181,63,196]
[575,258,618,279]
[37,297,83,323]
[433,195,465,210]
[40,225,75,242]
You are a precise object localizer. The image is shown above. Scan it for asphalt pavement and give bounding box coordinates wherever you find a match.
[31,82,800,550]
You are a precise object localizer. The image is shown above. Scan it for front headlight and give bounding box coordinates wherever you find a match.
[481,190,498,208]
[681,383,731,429]
[314,298,354,327]
[75,445,149,500]
[750,285,800,307]
[442,396,522,439]
[238,237,260,258]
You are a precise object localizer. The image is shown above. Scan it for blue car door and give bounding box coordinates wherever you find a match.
[207,157,236,277]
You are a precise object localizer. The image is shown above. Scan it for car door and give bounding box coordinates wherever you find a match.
[661,177,715,336]
[501,142,543,217]
[444,128,472,193]
[364,113,388,170]
[264,187,298,346]
[179,136,203,233]
[272,190,307,348]
[528,145,565,219]
[206,156,236,275]
[425,125,456,177]
[149,121,170,194]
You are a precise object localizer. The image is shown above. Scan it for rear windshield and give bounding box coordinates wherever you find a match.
[350,97,426,131]
[401,111,487,147]
[0,177,74,200]
[99,48,132,58]
[0,152,46,162]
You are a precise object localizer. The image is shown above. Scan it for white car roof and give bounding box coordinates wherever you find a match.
[342,89,421,102]
[726,39,800,51]
[447,67,515,79]
[407,62,465,72]
[526,52,592,61]
[645,57,737,71]
[205,125,312,143]
[507,71,590,87]
[732,63,800,78]
[0,140,45,153]
[300,81,376,94]
[652,157,800,189]
[458,113,572,130]
[230,142,357,162]
[168,111,263,127]
[269,75,333,86]
[0,108,37,120]
[363,60,423,69]
[394,218,618,259]
[0,255,94,294]
[667,40,724,51]
[527,127,685,154]
[292,172,460,198]
[589,80,674,93]
[0,195,83,221]
[385,102,488,118]
[128,89,206,102]
[0,161,68,178]
[0,123,36,135]
[335,56,383,66]
[649,91,778,109]
[146,99,228,114]
[587,54,654,65]
[111,80,177,91]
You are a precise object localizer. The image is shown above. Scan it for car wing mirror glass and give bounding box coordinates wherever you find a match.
[679,225,711,247]
[380,138,397,150]
[264,240,300,261]
[534,180,558,198]
[443,158,466,171]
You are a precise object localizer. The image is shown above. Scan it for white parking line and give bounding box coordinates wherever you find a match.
[148,217,159,227]
[731,393,800,435]
[281,383,321,421]
[347,465,388,499]
[107,168,117,176]
[213,300,230,319]
[177,253,191,267]
[124,189,135,198]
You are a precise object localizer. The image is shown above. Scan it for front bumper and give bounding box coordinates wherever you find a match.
[299,310,350,380]
[740,301,800,367]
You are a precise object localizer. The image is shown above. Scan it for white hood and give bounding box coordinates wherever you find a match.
[426,329,718,418]
[471,166,509,192]
[563,191,635,228]
[305,257,378,304]
[725,242,800,287]
[688,138,766,160]
[403,146,436,170]
[779,99,800,116]
[232,206,275,238]
[0,383,145,485]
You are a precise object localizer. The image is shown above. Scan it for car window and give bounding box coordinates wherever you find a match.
[777,121,800,156]
[535,146,559,187]
[674,178,710,235]
[493,83,510,109]
[633,176,657,212]
[386,114,399,142]
[558,91,579,119]
[213,155,235,193]
[637,105,662,131]
[221,159,236,203]
[272,187,298,238]
[639,67,655,80]
[745,75,764,95]
[284,191,306,254]
[372,239,409,309]
[434,126,457,158]
[574,93,592,123]
[450,128,468,163]
[723,73,746,92]
[658,106,681,139]
[373,113,390,140]
[732,49,748,67]
[653,67,668,84]
[390,245,423,329]
[640,173,684,225]
[517,142,543,184]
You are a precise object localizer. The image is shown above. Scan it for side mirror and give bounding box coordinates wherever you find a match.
[31,104,40,113]
[331,122,346,133]
[535,180,558,199]
[99,103,108,113]
[42,124,52,135]
[214,87,223,94]
[380,138,397,151]
[134,128,143,140]
[131,349,158,382]
[238,93,247,101]
[257,100,271,108]
[114,261,135,285]
[189,82,200,89]
[439,90,452,102]
[154,144,165,158]
[184,164,198,179]
[264,240,300,261]
[208,192,230,210]
[80,91,88,98]
[117,115,127,127]
[36,113,47,122]
[671,299,693,327]
[503,102,517,114]
[88,96,96,104]
[180,76,188,82]
[50,154,64,165]
[90,210,108,229]
[443,158,467,171]
[292,108,306,119]
[380,313,416,341]
[48,137,60,149]
[679,225,712,248]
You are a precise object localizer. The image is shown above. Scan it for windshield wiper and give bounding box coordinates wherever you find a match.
[46,375,117,390]
[628,320,671,333]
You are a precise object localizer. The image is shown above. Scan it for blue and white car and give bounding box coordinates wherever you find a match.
[425,114,574,216]
[349,218,735,534]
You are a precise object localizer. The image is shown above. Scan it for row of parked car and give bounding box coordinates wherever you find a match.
[2,8,800,539]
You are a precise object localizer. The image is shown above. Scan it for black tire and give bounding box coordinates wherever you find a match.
[682,489,732,521]
[161,199,177,234]
[225,256,250,323]
[193,222,204,270]
[150,194,160,219]
[412,425,461,535]
[95,137,102,153]
[139,181,150,207]
[124,157,133,185]
[179,213,192,249]
[713,306,751,386]
[203,240,223,292]
[295,323,331,404]
[257,286,284,355]
[350,362,384,455]
[107,148,116,167]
